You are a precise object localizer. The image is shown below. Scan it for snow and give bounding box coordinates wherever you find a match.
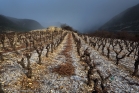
[0,32,139,93]
[75,33,139,93]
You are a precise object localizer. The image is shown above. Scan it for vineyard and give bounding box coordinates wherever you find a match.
[0,28,139,93]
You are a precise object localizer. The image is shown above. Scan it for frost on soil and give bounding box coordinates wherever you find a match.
[0,31,139,93]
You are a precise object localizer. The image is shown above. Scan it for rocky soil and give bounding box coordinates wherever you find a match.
[0,32,139,93]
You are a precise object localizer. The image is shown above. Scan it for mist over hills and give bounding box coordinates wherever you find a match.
[100,3,139,32]
[0,14,43,32]
[1,3,139,33]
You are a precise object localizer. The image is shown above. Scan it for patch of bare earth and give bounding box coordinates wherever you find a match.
[52,34,75,76]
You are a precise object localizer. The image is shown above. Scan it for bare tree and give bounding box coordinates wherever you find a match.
[46,44,50,57]
[101,39,107,55]
[96,70,111,93]
[0,83,4,93]
[81,48,91,62]
[34,46,44,65]
[25,52,32,78]
[114,43,126,65]
[133,50,139,76]
[0,52,4,61]
[7,33,17,51]
[17,58,25,68]
[126,41,135,57]
[97,41,102,51]
[77,39,81,56]
[106,43,111,59]
[0,34,5,50]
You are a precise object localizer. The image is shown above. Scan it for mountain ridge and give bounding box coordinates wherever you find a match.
[0,14,43,32]
[100,3,139,32]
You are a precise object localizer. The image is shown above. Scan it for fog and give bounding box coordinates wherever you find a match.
[0,0,139,32]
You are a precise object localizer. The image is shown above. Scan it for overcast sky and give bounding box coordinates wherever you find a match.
[0,0,139,32]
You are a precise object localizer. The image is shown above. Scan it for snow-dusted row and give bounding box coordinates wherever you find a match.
[73,32,139,93]
[0,30,68,92]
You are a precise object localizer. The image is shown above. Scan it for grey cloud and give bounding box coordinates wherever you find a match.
[0,0,139,32]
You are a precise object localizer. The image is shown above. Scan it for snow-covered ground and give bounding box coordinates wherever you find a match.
[75,33,139,93]
[0,32,139,93]
[0,33,92,93]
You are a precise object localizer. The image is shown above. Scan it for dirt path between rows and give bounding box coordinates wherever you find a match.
[52,33,75,76]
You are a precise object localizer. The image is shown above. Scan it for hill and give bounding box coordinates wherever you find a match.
[0,15,43,32]
[100,3,139,32]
